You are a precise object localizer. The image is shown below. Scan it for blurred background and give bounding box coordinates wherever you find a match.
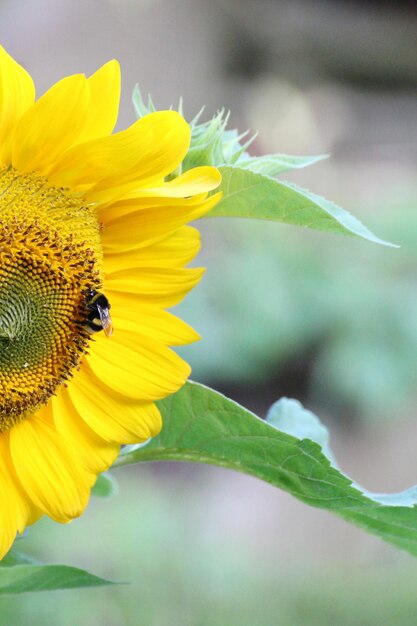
[1,0,417,624]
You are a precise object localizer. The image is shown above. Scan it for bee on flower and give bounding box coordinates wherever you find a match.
[0,46,221,559]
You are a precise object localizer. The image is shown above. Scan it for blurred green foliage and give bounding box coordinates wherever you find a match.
[177,187,417,422]
[1,467,417,626]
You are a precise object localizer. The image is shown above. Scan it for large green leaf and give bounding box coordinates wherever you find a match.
[0,549,39,567]
[207,166,394,247]
[0,563,115,595]
[236,153,328,176]
[115,382,417,557]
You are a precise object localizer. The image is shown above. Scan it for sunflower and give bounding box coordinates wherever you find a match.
[0,46,221,558]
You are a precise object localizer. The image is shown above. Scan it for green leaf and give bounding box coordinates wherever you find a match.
[115,382,417,557]
[132,84,156,118]
[266,398,337,466]
[207,166,395,247]
[130,88,392,246]
[0,550,39,567]
[91,472,118,498]
[0,564,116,595]
[236,153,328,176]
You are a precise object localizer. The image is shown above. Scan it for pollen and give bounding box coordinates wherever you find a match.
[0,167,102,432]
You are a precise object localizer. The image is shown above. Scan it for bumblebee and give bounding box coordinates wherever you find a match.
[85,290,113,337]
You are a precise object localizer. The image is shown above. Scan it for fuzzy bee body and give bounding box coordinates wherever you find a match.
[85,290,113,337]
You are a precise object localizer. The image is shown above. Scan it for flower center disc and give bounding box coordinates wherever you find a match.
[0,167,103,432]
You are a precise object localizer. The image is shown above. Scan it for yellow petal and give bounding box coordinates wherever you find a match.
[0,46,35,165]
[98,191,207,224]
[86,328,190,401]
[47,111,190,192]
[101,193,220,252]
[0,464,20,559]
[0,435,40,558]
[109,296,200,345]
[105,266,204,308]
[12,73,89,174]
[126,166,222,198]
[76,60,121,144]
[0,435,41,532]
[104,226,201,273]
[9,416,94,523]
[68,361,162,443]
[51,388,120,474]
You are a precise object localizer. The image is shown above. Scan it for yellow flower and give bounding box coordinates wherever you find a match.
[0,46,221,558]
